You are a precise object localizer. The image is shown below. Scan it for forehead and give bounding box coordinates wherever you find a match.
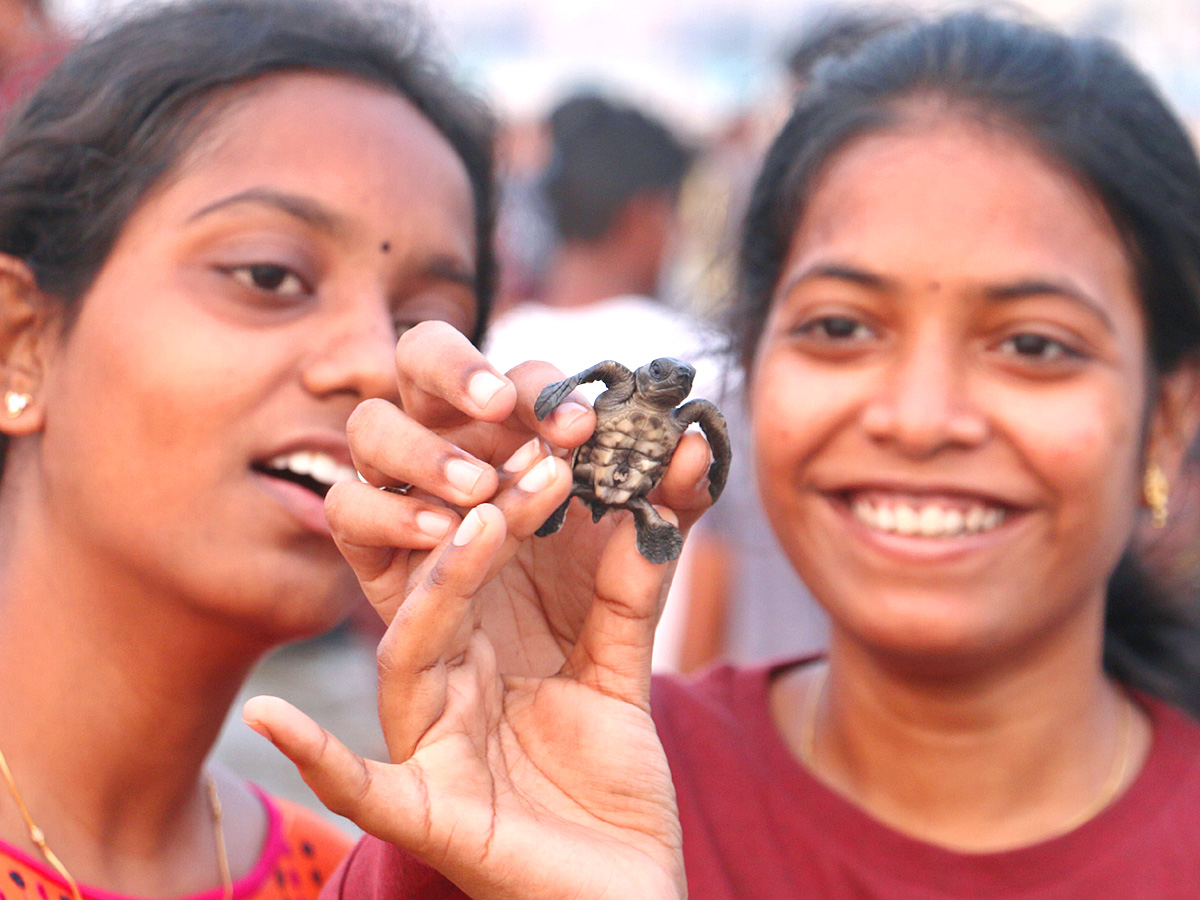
[157,71,477,258]
[786,116,1136,300]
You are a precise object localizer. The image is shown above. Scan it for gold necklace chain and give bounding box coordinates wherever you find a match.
[0,747,233,900]
[798,665,1136,836]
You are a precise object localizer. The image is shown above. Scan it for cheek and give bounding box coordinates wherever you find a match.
[989,375,1144,531]
[44,288,278,495]
[750,345,869,479]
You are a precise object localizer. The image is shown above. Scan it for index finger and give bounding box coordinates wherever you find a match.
[396,321,516,427]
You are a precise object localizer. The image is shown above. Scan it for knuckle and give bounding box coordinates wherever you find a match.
[347,398,392,445]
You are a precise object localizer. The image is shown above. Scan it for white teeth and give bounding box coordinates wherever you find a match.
[851,497,1006,538]
[876,505,895,531]
[265,451,357,487]
[853,498,874,526]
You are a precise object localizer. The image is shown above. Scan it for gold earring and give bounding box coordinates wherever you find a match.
[1144,462,1169,529]
[4,391,30,419]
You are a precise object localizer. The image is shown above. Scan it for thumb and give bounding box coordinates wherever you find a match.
[560,509,675,710]
[244,696,450,856]
[242,695,379,823]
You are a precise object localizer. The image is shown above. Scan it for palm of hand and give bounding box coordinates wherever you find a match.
[360,637,684,900]
[482,509,625,675]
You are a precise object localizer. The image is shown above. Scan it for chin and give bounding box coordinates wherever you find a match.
[196,560,364,645]
[833,586,1024,675]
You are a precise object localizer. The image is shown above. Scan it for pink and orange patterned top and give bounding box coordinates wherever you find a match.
[0,788,352,900]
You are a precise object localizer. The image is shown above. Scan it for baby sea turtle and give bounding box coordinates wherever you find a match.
[533,357,732,563]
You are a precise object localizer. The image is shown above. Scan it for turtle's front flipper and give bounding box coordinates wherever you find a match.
[675,399,732,502]
[627,497,683,563]
[534,360,635,421]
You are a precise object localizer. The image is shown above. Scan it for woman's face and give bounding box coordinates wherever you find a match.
[32,73,478,637]
[752,117,1180,668]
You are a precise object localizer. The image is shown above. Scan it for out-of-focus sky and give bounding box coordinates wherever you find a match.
[50,0,1200,134]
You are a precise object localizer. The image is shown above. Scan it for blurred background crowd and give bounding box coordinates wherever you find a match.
[6,0,1200,833]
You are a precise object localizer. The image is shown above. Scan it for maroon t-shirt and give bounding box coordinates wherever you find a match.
[322,660,1200,899]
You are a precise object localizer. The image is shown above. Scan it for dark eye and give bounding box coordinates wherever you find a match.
[797,315,874,342]
[229,263,306,296]
[999,332,1080,362]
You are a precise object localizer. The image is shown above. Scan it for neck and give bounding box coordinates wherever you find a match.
[0,507,265,892]
[774,621,1150,851]
[540,244,658,309]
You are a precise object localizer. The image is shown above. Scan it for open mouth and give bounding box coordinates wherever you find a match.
[846,493,1009,538]
[253,451,357,499]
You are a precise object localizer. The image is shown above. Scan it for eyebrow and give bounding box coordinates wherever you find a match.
[780,262,890,294]
[983,278,1115,330]
[782,262,1115,330]
[188,188,347,236]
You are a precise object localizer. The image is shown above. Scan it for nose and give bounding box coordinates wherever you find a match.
[860,332,988,457]
[300,298,399,404]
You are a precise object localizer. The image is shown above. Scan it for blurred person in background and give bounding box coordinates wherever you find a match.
[0,0,496,895]
[484,90,723,394]
[673,5,912,673]
[0,0,67,125]
[253,10,1200,899]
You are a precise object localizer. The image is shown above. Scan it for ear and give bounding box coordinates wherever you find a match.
[0,253,59,437]
[1146,355,1200,484]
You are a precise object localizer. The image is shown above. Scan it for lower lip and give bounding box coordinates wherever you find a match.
[832,497,1019,562]
[254,471,333,537]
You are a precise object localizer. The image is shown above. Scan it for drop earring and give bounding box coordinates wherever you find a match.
[1144,462,1169,529]
[4,391,30,419]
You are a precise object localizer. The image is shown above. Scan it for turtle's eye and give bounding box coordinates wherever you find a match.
[650,362,663,377]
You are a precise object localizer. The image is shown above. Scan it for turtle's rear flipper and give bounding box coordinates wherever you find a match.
[536,497,571,537]
[584,497,608,523]
[628,498,683,564]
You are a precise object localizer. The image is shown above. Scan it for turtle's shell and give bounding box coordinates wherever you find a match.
[572,395,685,506]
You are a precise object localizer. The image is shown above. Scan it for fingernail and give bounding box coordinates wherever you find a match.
[416,510,453,539]
[517,456,557,493]
[453,508,485,546]
[241,716,270,740]
[467,371,507,410]
[502,437,543,473]
[446,458,486,495]
[552,401,590,430]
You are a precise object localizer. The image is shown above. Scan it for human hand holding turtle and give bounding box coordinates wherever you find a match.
[242,323,719,899]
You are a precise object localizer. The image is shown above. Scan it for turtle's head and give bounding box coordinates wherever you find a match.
[635,357,695,407]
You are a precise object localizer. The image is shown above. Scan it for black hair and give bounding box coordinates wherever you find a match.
[0,0,496,481]
[542,91,692,243]
[735,10,1200,713]
[783,4,914,86]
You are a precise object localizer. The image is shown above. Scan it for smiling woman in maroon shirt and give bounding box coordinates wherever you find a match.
[250,11,1200,899]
